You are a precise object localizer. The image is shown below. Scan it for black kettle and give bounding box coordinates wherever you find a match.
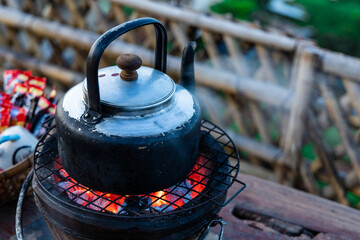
[55,17,202,194]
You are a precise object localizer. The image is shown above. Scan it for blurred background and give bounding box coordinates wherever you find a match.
[1,0,360,209]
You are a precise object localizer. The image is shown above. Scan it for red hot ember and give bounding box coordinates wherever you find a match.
[54,156,210,214]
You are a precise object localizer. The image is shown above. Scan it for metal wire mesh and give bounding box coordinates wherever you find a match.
[33,119,242,217]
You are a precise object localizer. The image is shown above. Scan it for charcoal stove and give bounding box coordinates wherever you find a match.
[16,17,246,240]
[15,119,246,240]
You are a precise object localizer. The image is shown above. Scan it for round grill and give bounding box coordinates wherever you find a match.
[33,119,245,217]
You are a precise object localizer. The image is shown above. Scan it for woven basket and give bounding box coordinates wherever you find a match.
[0,154,33,206]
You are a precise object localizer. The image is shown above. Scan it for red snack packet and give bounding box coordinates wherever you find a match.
[28,85,44,98]
[27,76,46,90]
[12,83,27,95]
[0,93,11,105]
[27,76,46,99]
[10,106,27,127]
[3,70,32,94]
[0,105,11,133]
[3,70,21,89]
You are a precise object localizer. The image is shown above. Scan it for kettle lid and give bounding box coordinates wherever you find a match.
[83,54,175,112]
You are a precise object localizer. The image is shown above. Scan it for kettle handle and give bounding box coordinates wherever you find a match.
[83,17,167,124]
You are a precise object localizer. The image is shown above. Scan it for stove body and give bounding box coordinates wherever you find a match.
[32,120,245,240]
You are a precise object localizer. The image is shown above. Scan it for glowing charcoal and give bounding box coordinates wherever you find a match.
[54,155,210,215]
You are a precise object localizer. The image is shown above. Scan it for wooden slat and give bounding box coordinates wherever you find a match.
[280,49,316,183]
[343,78,360,118]
[223,35,249,77]
[89,0,109,33]
[25,30,43,59]
[227,131,284,165]
[279,42,311,149]
[64,0,86,28]
[223,173,360,239]
[319,78,360,183]
[169,21,188,49]
[225,94,249,135]
[299,160,321,195]
[6,27,23,52]
[255,45,277,84]
[307,110,349,205]
[196,87,224,126]
[111,0,297,51]
[249,101,272,144]
[142,23,156,49]
[225,94,262,165]
[321,48,360,82]
[194,69,294,110]
[239,161,278,182]
[201,30,221,69]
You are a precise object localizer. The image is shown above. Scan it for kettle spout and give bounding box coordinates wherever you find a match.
[179,42,197,93]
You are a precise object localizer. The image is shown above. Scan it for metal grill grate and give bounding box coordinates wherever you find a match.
[33,119,245,217]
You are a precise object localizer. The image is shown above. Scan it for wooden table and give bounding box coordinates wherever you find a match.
[1,173,359,239]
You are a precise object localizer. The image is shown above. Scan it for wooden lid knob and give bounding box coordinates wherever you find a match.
[116,54,142,81]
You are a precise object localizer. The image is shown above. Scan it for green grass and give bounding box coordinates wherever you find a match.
[301,142,317,161]
[210,0,360,56]
[294,0,360,57]
[347,191,360,207]
[316,179,328,189]
[210,0,259,20]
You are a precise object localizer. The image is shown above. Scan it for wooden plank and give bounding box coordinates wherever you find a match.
[222,173,360,239]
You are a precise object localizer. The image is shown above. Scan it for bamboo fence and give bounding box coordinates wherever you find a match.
[0,0,360,207]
